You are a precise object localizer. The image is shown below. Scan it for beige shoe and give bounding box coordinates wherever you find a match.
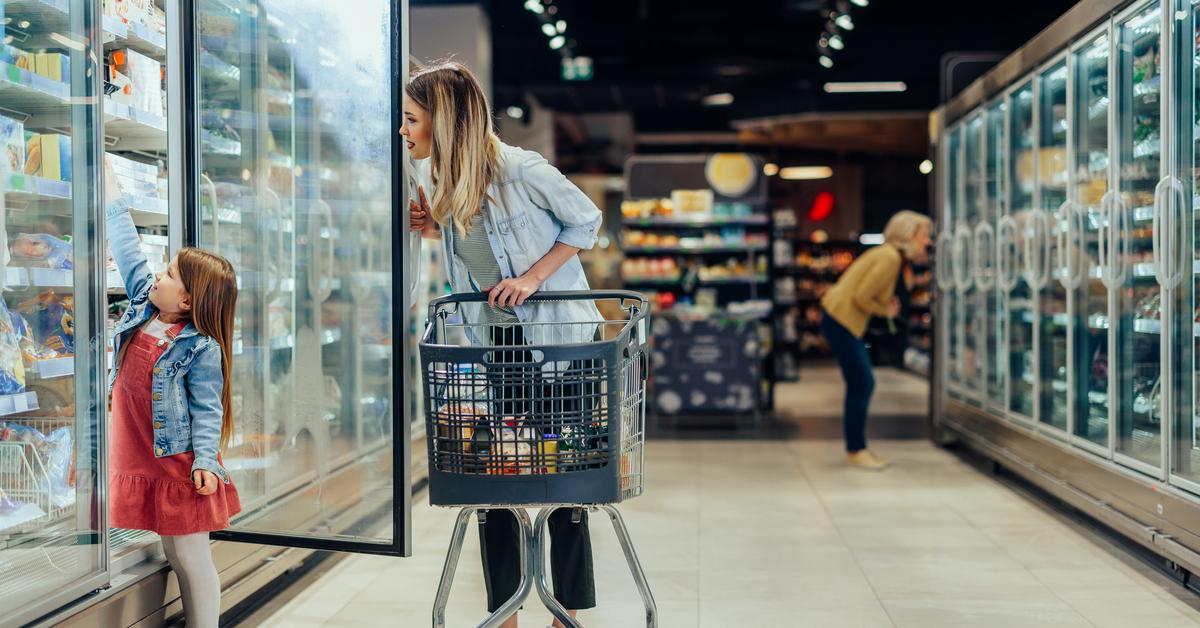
[847,449,890,470]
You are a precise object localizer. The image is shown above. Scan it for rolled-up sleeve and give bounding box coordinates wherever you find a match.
[518,152,602,250]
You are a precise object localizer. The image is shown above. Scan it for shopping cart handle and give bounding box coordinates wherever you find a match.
[429,290,649,309]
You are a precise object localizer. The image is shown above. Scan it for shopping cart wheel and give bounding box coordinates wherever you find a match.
[433,507,537,628]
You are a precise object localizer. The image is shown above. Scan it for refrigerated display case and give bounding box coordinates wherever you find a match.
[1,1,410,625]
[934,0,1200,582]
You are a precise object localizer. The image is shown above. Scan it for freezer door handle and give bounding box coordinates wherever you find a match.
[1167,175,1187,289]
[997,215,1019,291]
[936,229,955,291]
[974,222,995,290]
[1098,191,1114,288]
[1153,176,1170,286]
[954,223,974,293]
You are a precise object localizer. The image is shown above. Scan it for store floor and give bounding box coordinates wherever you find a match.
[258,368,1200,628]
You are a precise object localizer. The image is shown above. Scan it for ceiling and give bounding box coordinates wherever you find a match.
[450,0,1079,132]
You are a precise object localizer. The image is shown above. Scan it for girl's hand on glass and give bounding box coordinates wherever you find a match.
[487,274,542,308]
[192,469,219,496]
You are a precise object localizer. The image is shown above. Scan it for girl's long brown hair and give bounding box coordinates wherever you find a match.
[177,247,238,450]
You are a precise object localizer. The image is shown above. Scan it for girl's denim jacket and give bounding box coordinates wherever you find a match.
[107,199,230,483]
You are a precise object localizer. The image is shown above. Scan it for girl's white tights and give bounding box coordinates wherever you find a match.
[161,532,220,628]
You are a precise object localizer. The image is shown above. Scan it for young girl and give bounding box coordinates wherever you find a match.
[104,160,241,628]
[405,61,602,628]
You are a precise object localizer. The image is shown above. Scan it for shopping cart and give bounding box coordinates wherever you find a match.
[420,290,656,628]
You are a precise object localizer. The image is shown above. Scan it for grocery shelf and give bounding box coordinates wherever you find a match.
[127,195,169,227]
[621,276,682,285]
[103,17,167,59]
[200,51,241,86]
[623,242,768,254]
[0,62,70,116]
[621,215,770,227]
[104,100,168,151]
[5,173,71,204]
[0,391,39,416]
[32,357,73,380]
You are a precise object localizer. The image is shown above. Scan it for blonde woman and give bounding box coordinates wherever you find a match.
[820,210,932,470]
[405,61,601,628]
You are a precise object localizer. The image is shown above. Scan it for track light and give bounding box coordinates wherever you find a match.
[507,106,525,119]
[549,35,566,50]
[835,14,854,30]
[541,23,556,36]
[524,0,544,14]
[829,34,844,50]
[819,55,834,69]
[556,20,567,33]
[851,0,869,5]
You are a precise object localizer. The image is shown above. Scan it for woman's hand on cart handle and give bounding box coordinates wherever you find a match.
[487,273,543,308]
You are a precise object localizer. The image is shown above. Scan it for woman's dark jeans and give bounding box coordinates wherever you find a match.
[820,312,874,452]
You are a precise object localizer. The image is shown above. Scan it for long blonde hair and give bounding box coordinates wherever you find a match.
[177,247,238,451]
[407,61,500,237]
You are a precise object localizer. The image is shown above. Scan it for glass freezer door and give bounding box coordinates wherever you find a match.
[985,102,1007,413]
[0,0,110,623]
[1115,1,1166,472]
[1007,82,1037,421]
[1037,60,1070,432]
[963,114,985,405]
[1072,31,1113,449]
[1173,1,1200,487]
[944,126,963,398]
[194,0,407,555]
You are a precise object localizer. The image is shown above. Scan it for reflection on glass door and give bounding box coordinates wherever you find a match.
[985,102,1007,412]
[196,0,400,551]
[0,0,107,622]
[963,114,985,404]
[945,127,962,395]
[1073,31,1112,448]
[1008,82,1036,420]
[1038,61,1069,431]
[1115,2,1164,470]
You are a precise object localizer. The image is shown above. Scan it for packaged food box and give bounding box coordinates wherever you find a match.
[33,53,69,82]
[24,133,72,182]
[0,114,24,173]
[111,48,162,115]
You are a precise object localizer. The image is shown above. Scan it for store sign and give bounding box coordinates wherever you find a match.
[562,56,593,81]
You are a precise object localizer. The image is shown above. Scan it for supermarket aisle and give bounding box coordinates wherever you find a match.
[260,436,1200,627]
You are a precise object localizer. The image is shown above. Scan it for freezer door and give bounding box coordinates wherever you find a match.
[963,113,986,406]
[1037,60,1070,433]
[1114,1,1166,474]
[1007,81,1037,422]
[193,0,408,555]
[0,0,111,623]
[1071,30,1114,450]
[985,101,1008,413]
[944,126,963,399]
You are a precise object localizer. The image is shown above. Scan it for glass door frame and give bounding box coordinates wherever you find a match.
[1067,20,1118,459]
[1034,51,1073,442]
[939,122,961,400]
[186,0,412,557]
[1111,0,1171,480]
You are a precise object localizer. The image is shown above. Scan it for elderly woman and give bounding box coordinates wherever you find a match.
[820,210,933,470]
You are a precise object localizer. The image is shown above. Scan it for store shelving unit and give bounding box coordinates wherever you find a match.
[771,219,860,364]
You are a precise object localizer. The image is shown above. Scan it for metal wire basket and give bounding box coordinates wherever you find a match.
[420,290,650,507]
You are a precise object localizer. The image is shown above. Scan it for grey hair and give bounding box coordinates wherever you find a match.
[883,210,933,259]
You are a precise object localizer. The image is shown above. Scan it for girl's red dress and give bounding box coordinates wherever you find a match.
[108,322,240,535]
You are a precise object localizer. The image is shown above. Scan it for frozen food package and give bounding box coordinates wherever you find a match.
[17,290,74,356]
[0,297,27,394]
[0,114,24,173]
[10,233,72,270]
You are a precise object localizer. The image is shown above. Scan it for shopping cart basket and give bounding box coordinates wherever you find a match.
[421,290,656,628]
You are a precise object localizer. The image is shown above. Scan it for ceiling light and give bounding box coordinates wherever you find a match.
[763,163,780,176]
[524,0,545,14]
[823,81,908,93]
[549,35,566,50]
[541,23,556,36]
[507,106,525,119]
[819,55,834,69]
[835,14,854,30]
[819,36,830,48]
[919,159,933,175]
[780,166,833,180]
[851,0,869,6]
[859,233,884,245]
[18,20,30,29]
[702,92,734,106]
[828,34,844,50]
[556,20,567,33]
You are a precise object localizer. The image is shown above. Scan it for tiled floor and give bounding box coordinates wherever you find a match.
[261,369,1200,627]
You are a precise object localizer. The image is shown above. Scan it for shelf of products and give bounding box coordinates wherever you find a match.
[772,226,860,360]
